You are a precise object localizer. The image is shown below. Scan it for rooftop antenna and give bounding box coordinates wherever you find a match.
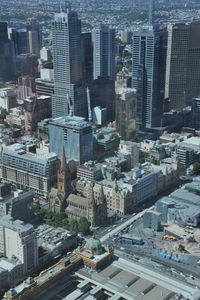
[65,0,71,13]
[60,0,71,13]
[148,0,154,27]
[87,87,92,122]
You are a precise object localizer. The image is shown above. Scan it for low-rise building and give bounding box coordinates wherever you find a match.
[94,128,120,159]
[5,107,25,127]
[77,161,103,181]
[35,224,77,266]
[155,189,200,227]
[74,238,114,270]
[76,178,135,215]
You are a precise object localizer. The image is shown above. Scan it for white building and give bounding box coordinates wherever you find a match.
[0,216,38,274]
[92,25,115,80]
[92,106,107,125]
[40,47,51,61]
[0,88,17,111]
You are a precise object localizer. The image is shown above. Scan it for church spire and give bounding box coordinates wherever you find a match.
[57,149,71,195]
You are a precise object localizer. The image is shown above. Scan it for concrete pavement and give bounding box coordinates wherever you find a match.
[100,206,154,243]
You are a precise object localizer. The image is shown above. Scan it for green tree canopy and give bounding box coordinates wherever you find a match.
[78,217,90,234]
[193,162,200,175]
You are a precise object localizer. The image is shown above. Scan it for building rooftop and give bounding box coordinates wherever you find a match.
[3,143,58,163]
[49,116,91,129]
[0,259,17,272]
[0,216,34,234]
[36,224,74,251]
[76,255,199,300]
[67,194,89,207]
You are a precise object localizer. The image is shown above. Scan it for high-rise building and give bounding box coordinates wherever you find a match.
[192,97,200,130]
[24,95,52,134]
[132,25,167,130]
[0,22,16,82]
[81,32,93,82]
[27,18,41,57]
[8,28,28,55]
[16,53,38,77]
[17,76,36,99]
[165,21,200,111]
[48,116,93,164]
[116,87,137,140]
[0,215,38,273]
[89,77,116,121]
[165,23,190,111]
[92,25,116,80]
[35,78,54,97]
[52,3,86,118]
[40,46,52,62]
[186,21,200,105]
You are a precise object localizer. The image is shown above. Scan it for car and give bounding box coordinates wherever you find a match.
[120,247,125,250]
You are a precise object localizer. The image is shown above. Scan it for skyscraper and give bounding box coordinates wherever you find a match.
[27,18,41,57]
[8,28,28,55]
[82,32,93,82]
[165,21,200,111]
[186,21,200,105]
[165,23,190,111]
[192,97,200,130]
[132,26,167,130]
[52,2,87,118]
[0,22,16,82]
[92,25,115,80]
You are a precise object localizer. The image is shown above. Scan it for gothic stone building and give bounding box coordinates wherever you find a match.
[49,151,71,213]
[65,185,107,227]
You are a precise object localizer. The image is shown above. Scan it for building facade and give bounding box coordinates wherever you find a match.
[0,216,38,274]
[66,185,107,227]
[0,144,59,196]
[165,21,200,111]
[0,88,17,111]
[27,18,41,57]
[192,97,200,130]
[48,116,93,164]
[24,95,52,134]
[0,22,16,82]
[116,88,137,140]
[52,3,85,118]
[92,25,116,81]
[49,151,71,213]
[132,26,167,129]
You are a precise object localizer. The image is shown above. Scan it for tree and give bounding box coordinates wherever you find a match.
[78,217,90,234]
[33,201,41,213]
[178,162,186,176]
[69,219,79,233]
[193,162,200,175]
